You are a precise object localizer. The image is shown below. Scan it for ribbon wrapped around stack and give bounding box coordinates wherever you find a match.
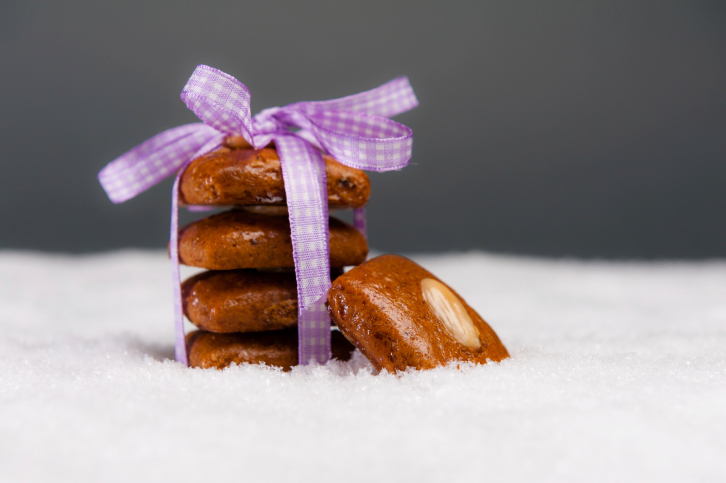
[98,65,418,366]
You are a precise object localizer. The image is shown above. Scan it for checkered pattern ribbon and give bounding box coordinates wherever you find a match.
[98,65,418,366]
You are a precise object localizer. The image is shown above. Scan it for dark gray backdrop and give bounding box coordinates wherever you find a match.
[2,0,724,258]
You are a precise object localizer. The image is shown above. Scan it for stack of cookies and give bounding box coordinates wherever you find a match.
[177,136,368,370]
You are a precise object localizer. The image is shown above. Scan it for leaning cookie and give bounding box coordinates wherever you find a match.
[186,329,355,370]
[178,210,368,270]
[182,268,343,333]
[180,147,371,209]
[327,254,509,372]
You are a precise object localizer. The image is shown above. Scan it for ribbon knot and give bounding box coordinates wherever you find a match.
[249,106,288,138]
[98,64,418,366]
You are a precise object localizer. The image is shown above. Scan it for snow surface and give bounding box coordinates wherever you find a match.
[0,250,724,482]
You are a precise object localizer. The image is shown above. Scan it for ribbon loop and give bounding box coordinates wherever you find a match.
[306,111,413,171]
[180,65,255,146]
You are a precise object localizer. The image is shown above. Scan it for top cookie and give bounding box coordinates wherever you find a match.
[180,147,371,209]
[327,254,509,372]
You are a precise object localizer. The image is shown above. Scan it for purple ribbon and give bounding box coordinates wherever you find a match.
[98,65,417,366]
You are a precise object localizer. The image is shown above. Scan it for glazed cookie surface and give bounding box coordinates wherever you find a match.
[180,147,371,209]
[186,329,355,370]
[327,254,509,372]
[178,210,368,270]
[182,268,343,333]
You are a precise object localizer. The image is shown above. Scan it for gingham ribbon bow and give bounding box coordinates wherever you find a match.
[98,65,418,366]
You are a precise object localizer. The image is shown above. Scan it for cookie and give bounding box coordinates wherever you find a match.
[180,147,370,209]
[186,329,356,370]
[327,254,509,372]
[182,268,343,333]
[178,210,368,270]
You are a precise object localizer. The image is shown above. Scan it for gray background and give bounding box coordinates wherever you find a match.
[1,0,724,258]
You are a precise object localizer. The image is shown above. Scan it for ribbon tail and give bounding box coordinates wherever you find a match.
[275,135,332,365]
[296,76,418,118]
[98,123,219,203]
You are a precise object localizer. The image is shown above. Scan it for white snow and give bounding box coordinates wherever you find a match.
[0,250,724,482]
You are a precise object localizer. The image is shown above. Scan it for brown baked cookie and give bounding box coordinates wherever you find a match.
[180,147,370,209]
[327,254,509,373]
[178,210,368,269]
[182,268,343,333]
[186,329,355,370]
